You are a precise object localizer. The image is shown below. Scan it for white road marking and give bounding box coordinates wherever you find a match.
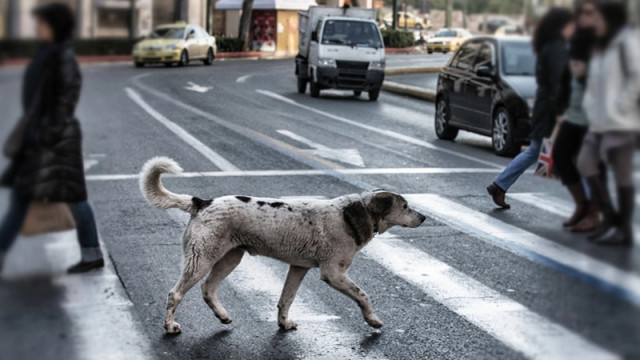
[184,81,212,93]
[236,74,253,83]
[278,129,365,167]
[84,158,99,171]
[164,209,385,360]
[86,167,503,181]
[363,234,620,360]
[125,88,239,171]
[256,89,502,169]
[404,194,640,306]
[509,192,640,244]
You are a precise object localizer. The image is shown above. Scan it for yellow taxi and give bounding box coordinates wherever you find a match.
[426,28,472,54]
[132,22,217,67]
[384,12,431,30]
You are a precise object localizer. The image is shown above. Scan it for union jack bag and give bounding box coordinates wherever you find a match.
[534,137,556,180]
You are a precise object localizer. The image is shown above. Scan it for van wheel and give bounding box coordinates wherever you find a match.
[435,97,458,140]
[297,77,307,94]
[492,107,520,157]
[178,50,189,67]
[204,48,214,65]
[368,89,380,101]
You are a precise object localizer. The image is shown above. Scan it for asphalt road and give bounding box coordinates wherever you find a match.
[1,54,640,360]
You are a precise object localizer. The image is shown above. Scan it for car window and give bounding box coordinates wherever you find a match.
[196,27,207,38]
[452,42,480,71]
[436,29,457,37]
[474,44,493,70]
[501,42,536,76]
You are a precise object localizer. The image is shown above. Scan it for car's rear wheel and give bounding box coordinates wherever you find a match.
[204,48,214,65]
[368,89,380,101]
[135,62,144,68]
[297,76,307,94]
[178,50,189,67]
[427,50,433,54]
[492,107,520,157]
[435,97,458,140]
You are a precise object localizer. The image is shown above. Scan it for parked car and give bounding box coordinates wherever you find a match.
[384,12,431,30]
[434,36,536,156]
[132,22,217,67]
[478,18,515,34]
[426,28,472,54]
[494,25,526,36]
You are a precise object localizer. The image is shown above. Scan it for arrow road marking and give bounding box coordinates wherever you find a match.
[277,130,365,167]
[184,81,212,93]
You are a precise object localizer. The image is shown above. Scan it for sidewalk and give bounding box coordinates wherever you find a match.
[0,230,153,360]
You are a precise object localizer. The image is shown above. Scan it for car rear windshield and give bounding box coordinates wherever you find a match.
[435,30,457,37]
[150,27,185,39]
[321,20,383,49]
[501,42,535,76]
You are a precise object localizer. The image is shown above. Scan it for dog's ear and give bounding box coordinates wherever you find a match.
[343,201,374,246]
[367,192,394,221]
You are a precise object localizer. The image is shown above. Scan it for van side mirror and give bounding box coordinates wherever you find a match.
[476,65,494,78]
[311,31,318,42]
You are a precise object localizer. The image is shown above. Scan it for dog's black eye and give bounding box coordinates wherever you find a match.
[403,204,408,209]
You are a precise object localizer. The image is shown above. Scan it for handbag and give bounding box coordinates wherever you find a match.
[534,123,560,180]
[20,202,76,237]
[3,68,49,159]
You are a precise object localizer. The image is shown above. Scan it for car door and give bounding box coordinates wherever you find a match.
[447,41,480,126]
[185,27,200,58]
[462,41,496,133]
[196,27,209,58]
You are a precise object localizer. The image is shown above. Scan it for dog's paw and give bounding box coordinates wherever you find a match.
[365,315,383,329]
[215,312,233,325]
[165,321,182,334]
[278,319,298,331]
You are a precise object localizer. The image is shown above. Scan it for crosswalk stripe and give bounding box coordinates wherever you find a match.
[405,194,640,307]
[165,209,386,360]
[509,192,639,244]
[363,234,620,360]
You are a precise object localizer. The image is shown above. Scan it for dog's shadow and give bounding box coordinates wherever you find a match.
[360,331,383,349]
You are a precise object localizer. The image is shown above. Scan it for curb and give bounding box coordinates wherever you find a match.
[385,66,441,76]
[382,80,436,101]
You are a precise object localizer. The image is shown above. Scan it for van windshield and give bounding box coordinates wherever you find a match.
[321,20,383,49]
[501,42,536,76]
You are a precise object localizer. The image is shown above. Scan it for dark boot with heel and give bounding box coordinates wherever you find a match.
[564,183,588,227]
[585,176,617,241]
[596,187,634,247]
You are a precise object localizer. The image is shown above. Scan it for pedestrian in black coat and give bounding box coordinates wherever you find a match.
[487,8,575,209]
[0,3,104,273]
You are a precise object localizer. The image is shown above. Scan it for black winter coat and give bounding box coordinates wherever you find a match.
[530,38,570,140]
[1,43,87,203]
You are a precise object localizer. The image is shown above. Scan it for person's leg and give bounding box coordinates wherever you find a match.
[553,123,588,227]
[597,142,636,246]
[0,191,31,272]
[67,201,104,273]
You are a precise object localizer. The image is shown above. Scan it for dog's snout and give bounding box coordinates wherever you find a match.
[418,213,426,223]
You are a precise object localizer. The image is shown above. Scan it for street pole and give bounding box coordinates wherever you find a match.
[206,0,212,33]
[129,0,136,39]
[445,0,452,28]
[463,0,468,29]
[403,2,407,31]
[392,0,397,30]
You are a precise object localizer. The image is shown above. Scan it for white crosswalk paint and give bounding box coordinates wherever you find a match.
[404,194,640,306]
[363,234,620,360]
[125,88,239,171]
[509,192,639,244]
[165,209,386,360]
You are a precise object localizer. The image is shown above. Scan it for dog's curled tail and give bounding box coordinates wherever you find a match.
[140,157,197,214]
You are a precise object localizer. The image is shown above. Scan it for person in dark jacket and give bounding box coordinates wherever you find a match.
[487,8,575,209]
[0,3,104,273]
[551,0,600,231]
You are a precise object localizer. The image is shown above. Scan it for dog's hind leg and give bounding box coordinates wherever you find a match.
[320,265,383,329]
[201,248,244,324]
[164,243,229,334]
[277,265,310,330]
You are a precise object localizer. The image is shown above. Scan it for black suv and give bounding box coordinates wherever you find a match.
[435,36,536,156]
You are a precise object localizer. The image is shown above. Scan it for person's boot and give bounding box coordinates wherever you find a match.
[487,183,510,209]
[67,258,104,274]
[596,187,634,247]
[586,176,617,241]
[571,202,600,232]
[563,183,587,227]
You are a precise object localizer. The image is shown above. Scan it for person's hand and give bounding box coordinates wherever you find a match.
[570,60,586,78]
[556,115,564,124]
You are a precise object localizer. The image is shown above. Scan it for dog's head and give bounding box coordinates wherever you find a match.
[343,190,426,245]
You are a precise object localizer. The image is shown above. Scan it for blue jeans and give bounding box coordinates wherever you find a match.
[494,139,542,192]
[0,190,101,255]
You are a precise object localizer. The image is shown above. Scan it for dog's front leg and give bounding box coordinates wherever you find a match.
[320,266,383,328]
[277,265,310,330]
